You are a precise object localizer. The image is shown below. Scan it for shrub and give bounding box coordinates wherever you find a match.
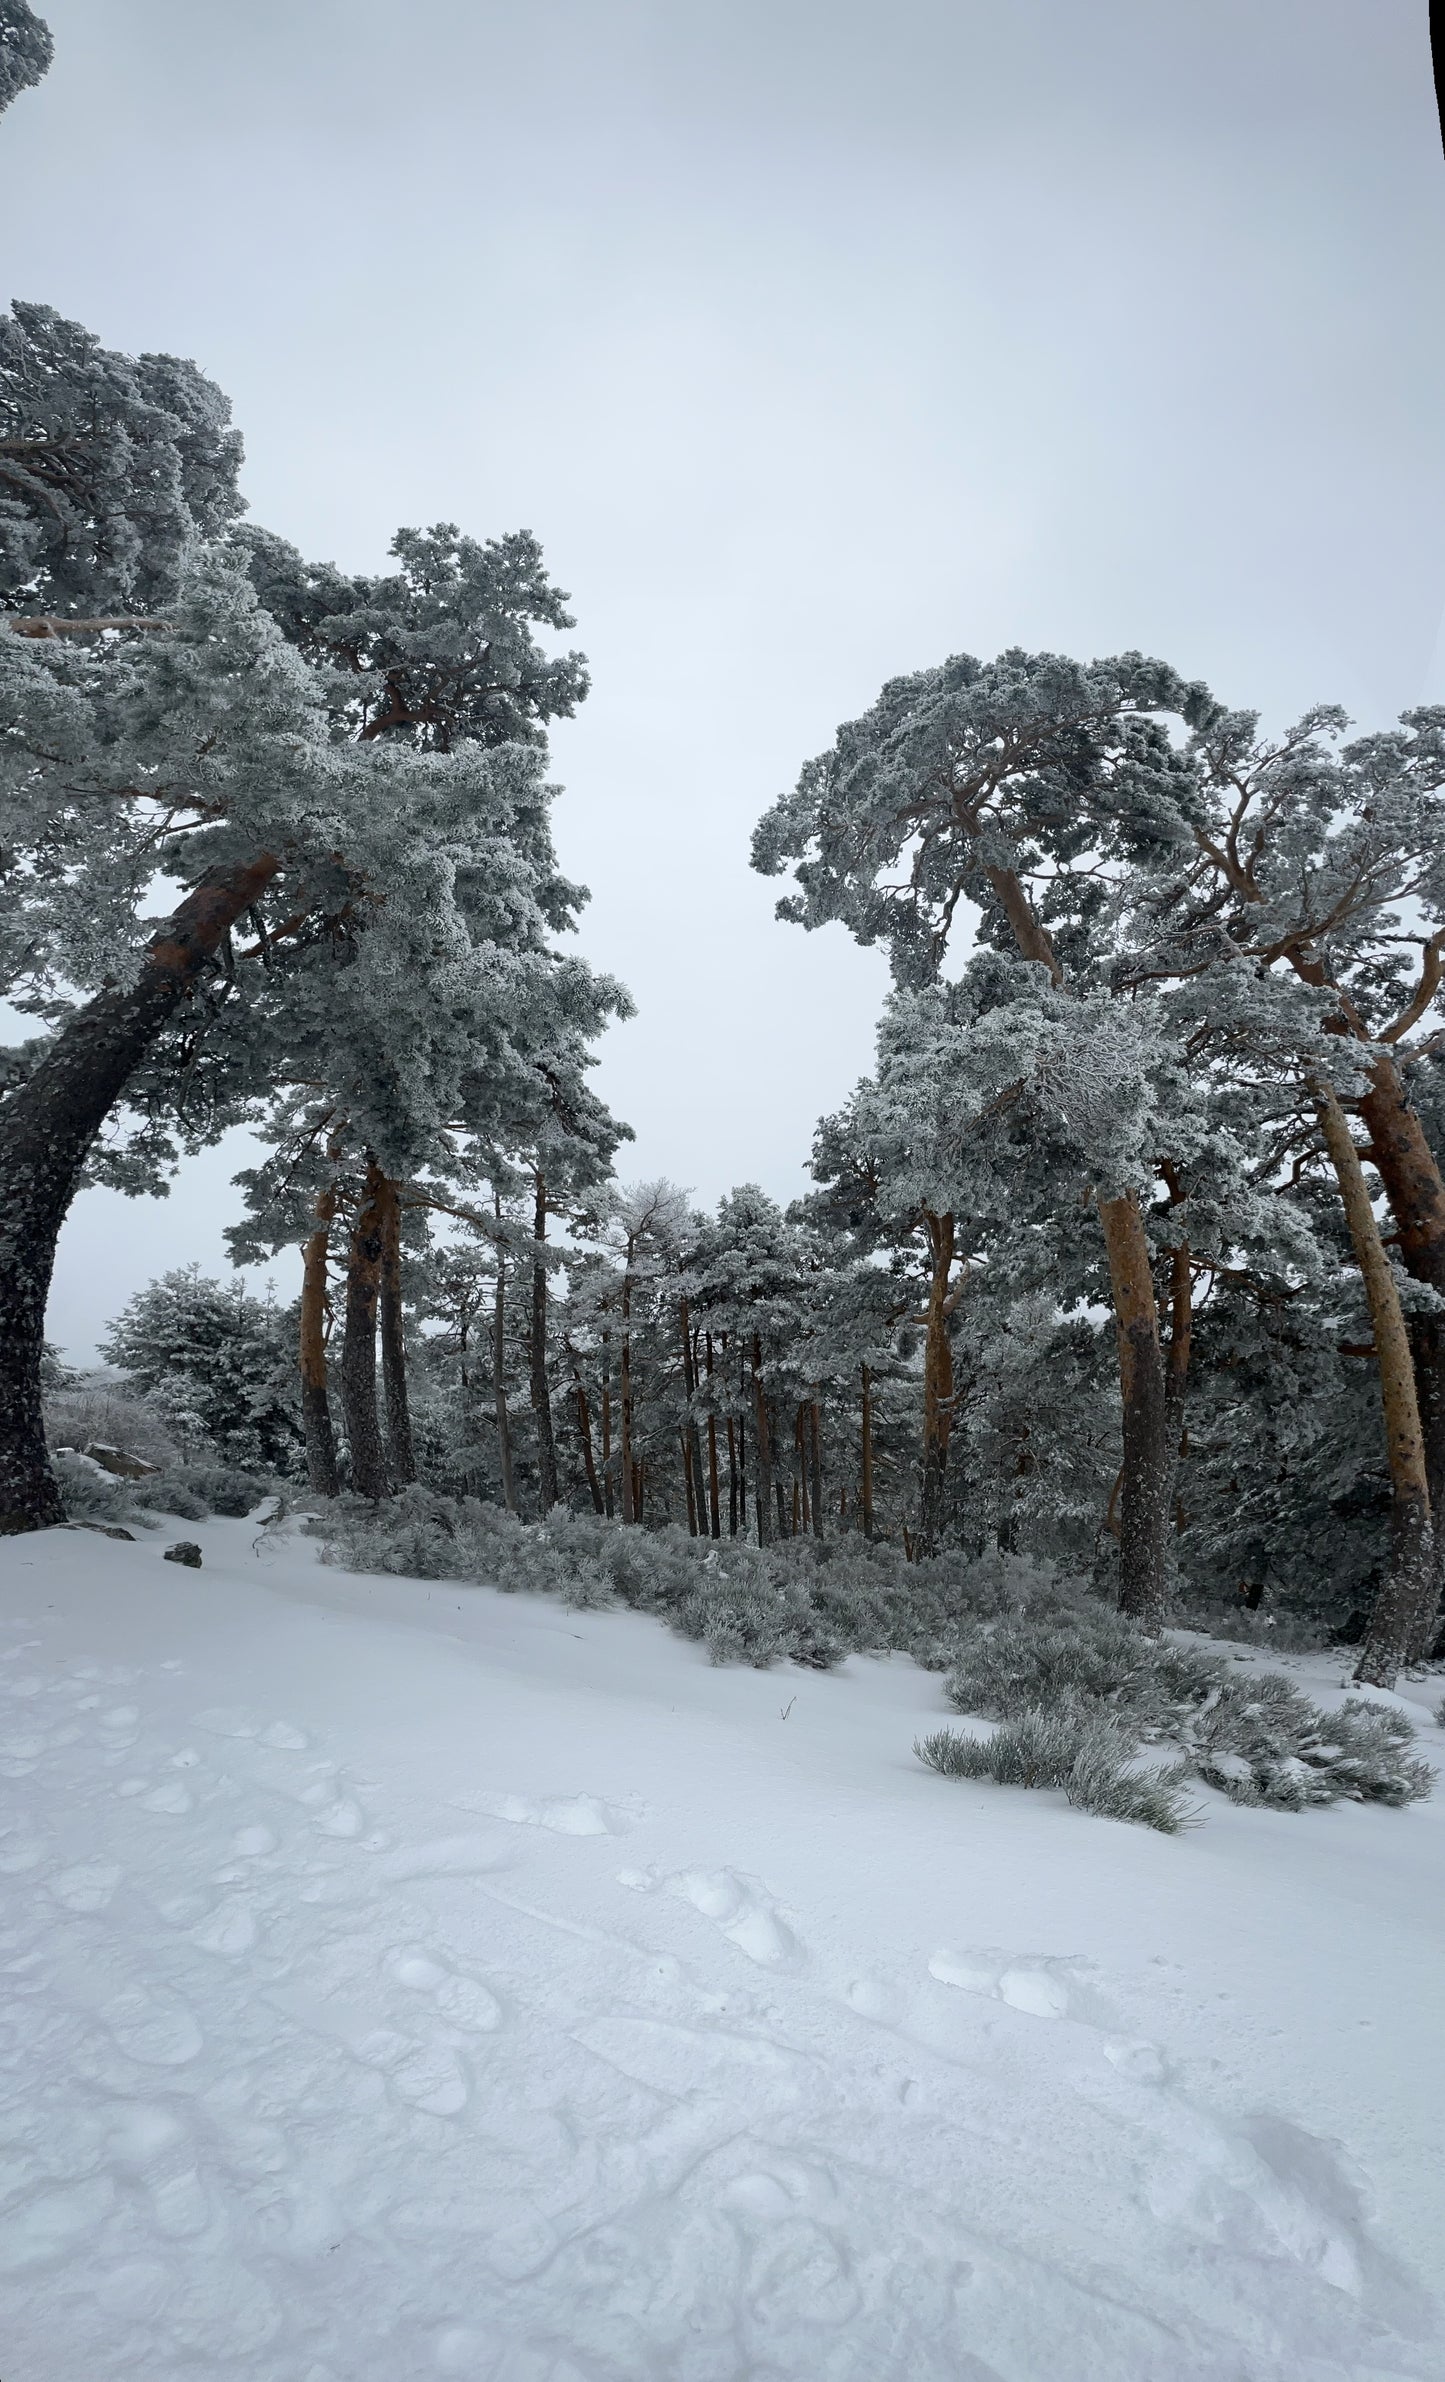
[916,1709,1194,1834]
[313,1488,1079,1670]
[46,1383,180,1471]
[940,1607,1433,1813]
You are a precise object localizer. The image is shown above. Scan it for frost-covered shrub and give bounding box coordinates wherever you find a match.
[51,1449,146,1525]
[940,1608,1433,1811]
[46,1384,181,1471]
[916,1710,1193,1833]
[314,1488,1077,1669]
[144,1463,273,1518]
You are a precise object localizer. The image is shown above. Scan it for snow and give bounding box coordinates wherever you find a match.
[1,1512,1442,2381]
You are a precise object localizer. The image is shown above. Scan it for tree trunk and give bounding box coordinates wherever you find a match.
[1162,1237,1191,1532]
[796,1407,810,1535]
[861,1362,875,1539]
[982,860,1174,1625]
[1314,1079,1436,1687]
[920,1208,956,1554]
[751,1337,774,1545]
[619,1253,636,1523]
[679,1299,707,1540]
[1358,1052,1445,1654]
[530,1173,558,1514]
[1097,1192,1171,1630]
[727,1413,739,1536]
[376,1174,416,1489]
[299,1177,340,1497]
[600,1326,614,1519]
[809,1400,824,1541]
[341,1159,390,1501]
[0,853,280,1535]
[570,1355,605,1514]
[681,1430,698,1534]
[493,1242,518,1517]
[705,1333,722,1538]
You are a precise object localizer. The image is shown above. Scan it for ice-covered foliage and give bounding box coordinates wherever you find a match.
[315,1487,1077,1671]
[916,1713,1194,1833]
[940,1607,1433,1810]
[99,1267,301,1475]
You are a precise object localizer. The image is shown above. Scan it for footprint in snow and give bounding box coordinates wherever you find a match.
[102,1986,203,2067]
[928,1947,1100,2021]
[624,1865,803,1969]
[390,1949,504,2032]
[459,1787,626,1836]
[48,1860,123,1912]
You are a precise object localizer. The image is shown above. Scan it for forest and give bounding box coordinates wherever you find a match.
[4,265,1445,1724]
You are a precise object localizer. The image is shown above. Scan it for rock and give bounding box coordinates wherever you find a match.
[65,1520,136,1542]
[163,1541,203,1568]
[83,1441,161,1479]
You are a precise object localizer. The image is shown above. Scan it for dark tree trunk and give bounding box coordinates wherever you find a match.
[300,1176,340,1497]
[341,1158,391,1501]
[530,1173,558,1514]
[1098,1192,1171,1631]
[727,1413,739,1537]
[377,1174,416,1489]
[920,1208,956,1554]
[619,1257,636,1523]
[752,1335,773,1546]
[809,1399,824,1541]
[573,1370,605,1514]
[678,1299,707,1539]
[705,1333,722,1538]
[860,1363,875,1539]
[0,854,281,1535]
[600,1325,614,1519]
[493,1215,518,1517]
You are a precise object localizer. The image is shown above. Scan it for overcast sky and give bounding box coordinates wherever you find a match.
[4,0,1443,1358]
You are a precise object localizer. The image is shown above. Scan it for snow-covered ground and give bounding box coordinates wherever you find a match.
[1,1512,1442,2381]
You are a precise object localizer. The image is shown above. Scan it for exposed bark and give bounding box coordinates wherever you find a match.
[1358,1052,1445,1655]
[809,1400,824,1541]
[705,1333,722,1538]
[299,1177,340,1497]
[681,1431,699,1534]
[619,1258,636,1524]
[0,852,280,1535]
[600,1326,615,1519]
[678,1298,707,1538]
[920,1208,956,1554]
[727,1413,739,1537]
[530,1173,558,1514]
[492,1232,518,1517]
[1097,1192,1171,1630]
[377,1174,416,1489]
[860,1362,875,1539]
[568,1346,605,1514]
[752,1335,773,1545]
[1313,1080,1436,1687]
[340,1159,390,1501]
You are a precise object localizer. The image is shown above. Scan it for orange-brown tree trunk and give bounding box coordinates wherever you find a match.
[1315,1080,1435,1687]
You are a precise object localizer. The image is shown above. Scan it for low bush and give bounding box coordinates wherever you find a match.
[313,1488,1082,1669]
[52,1452,275,1529]
[940,1606,1433,1812]
[917,1710,1194,1834]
